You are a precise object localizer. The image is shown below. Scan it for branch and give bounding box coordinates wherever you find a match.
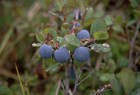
[55,79,61,95]
[64,63,70,95]
[73,68,82,95]
[93,84,111,95]
[129,21,140,68]
[95,54,103,70]
[78,69,94,86]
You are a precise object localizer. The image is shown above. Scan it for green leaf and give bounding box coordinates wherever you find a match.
[66,13,74,22]
[57,36,77,52]
[93,4,105,18]
[54,0,67,11]
[93,31,109,40]
[64,35,80,47]
[62,23,70,29]
[133,10,140,17]
[112,25,123,33]
[66,43,77,52]
[62,0,79,15]
[100,73,112,82]
[61,27,69,36]
[43,28,57,41]
[109,74,123,95]
[130,0,140,8]
[104,15,113,26]
[107,59,116,73]
[0,85,13,95]
[57,37,66,46]
[36,31,45,43]
[100,90,113,95]
[91,43,110,53]
[43,27,52,34]
[129,73,140,95]
[46,64,60,73]
[83,18,94,27]
[117,68,136,94]
[90,19,107,35]
[126,19,136,27]
[84,7,94,20]
[136,73,140,85]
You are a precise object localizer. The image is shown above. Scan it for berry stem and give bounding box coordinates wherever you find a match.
[73,67,83,95]
[64,63,70,95]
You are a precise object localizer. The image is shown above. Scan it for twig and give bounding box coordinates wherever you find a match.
[0,25,14,56]
[78,69,94,86]
[129,21,140,68]
[27,0,41,21]
[73,68,83,95]
[15,63,26,95]
[55,79,61,95]
[61,80,65,90]
[111,33,140,52]
[93,84,111,95]
[64,64,70,95]
[95,54,103,70]
[68,89,73,95]
[0,68,18,80]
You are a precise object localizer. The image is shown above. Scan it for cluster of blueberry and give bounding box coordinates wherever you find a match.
[39,29,91,63]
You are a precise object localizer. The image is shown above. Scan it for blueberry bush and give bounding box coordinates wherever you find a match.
[0,0,140,95]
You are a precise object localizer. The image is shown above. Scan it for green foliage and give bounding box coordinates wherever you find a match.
[64,35,80,47]
[35,31,45,43]
[91,43,110,53]
[90,19,107,35]
[117,68,136,94]
[109,75,123,95]
[0,85,13,95]
[1,0,140,95]
[93,32,109,40]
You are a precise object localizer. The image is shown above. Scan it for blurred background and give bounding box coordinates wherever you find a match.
[0,0,140,95]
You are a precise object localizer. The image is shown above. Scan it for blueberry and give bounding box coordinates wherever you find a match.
[39,44,54,59]
[76,29,90,40]
[54,47,70,63]
[75,22,80,27]
[74,46,90,62]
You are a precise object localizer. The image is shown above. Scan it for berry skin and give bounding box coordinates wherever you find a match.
[39,44,54,59]
[74,46,90,62]
[76,30,90,40]
[75,22,80,28]
[54,47,70,63]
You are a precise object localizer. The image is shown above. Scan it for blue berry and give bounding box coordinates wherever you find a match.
[54,47,70,63]
[76,30,90,40]
[39,44,54,59]
[74,46,90,62]
[75,22,80,27]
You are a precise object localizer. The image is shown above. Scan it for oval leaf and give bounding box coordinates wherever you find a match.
[64,35,80,47]
[57,37,66,46]
[0,85,12,95]
[93,31,109,40]
[90,19,107,35]
[91,43,110,53]
[117,68,136,94]
[109,74,123,95]
[43,28,57,41]
[36,31,45,43]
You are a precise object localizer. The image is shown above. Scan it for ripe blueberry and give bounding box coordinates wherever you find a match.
[76,29,90,40]
[39,44,54,59]
[74,46,90,62]
[75,22,80,28]
[54,47,70,63]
